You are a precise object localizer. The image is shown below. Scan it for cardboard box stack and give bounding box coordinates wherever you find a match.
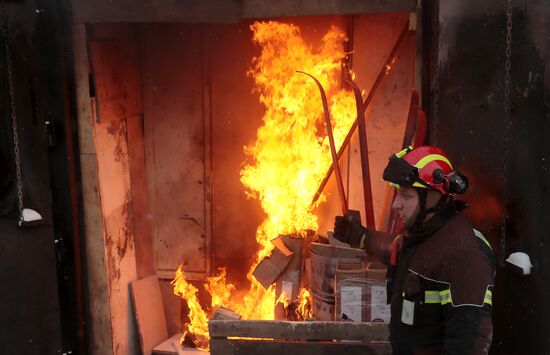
[334,262,390,322]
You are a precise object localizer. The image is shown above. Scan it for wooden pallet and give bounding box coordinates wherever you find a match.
[208,320,390,355]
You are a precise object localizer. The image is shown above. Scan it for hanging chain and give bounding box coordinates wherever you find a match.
[501,0,513,263]
[1,6,24,215]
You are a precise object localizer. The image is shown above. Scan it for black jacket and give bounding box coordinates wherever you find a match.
[365,202,495,355]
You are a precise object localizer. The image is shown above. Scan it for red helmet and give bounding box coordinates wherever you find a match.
[383,146,468,195]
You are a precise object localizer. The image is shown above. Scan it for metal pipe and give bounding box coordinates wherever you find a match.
[297,71,348,215]
[346,79,375,228]
[387,90,419,233]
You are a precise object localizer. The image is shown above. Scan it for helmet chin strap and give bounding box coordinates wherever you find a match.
[413,189,449,227]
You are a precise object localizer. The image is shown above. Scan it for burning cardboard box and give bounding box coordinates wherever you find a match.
[252,234,310,320]
[252,237,294,289]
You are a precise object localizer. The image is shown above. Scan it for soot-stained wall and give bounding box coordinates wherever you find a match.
[430,0,550,353]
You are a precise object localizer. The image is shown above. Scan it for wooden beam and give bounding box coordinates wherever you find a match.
[71,0,416,24]
[242,0,417,19]
[208,320,389,341]
[71,0,241,23]
[210,338,391,355]
[202,25,214,279]
[72,23,114,355]
[130,276,168,355]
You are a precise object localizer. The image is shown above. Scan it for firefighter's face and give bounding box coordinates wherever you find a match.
[392,187,420,228]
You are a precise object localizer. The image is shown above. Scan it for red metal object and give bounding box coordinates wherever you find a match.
[414,108,427,147]
[386,90,419,234]
[345,79,375,228]
[389,235,403,266]
[401,90,419,149]
[311,20,412,208]
[298,71,348,215]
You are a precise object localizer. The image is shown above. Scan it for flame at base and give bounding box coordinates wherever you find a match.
[296,288,314,319]
[171,267,210,351]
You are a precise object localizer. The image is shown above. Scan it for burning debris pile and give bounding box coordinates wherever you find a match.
[172,20,357,350]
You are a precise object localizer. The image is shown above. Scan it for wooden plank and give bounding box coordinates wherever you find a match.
[71,0,414,23]
[241,0,417,18]
[141,24,208,277]
[210,338,391,355]
[152,334,180,355]
[152,334,209,355]
[127,114,155,278]
[208,320,389,341]
[88,39,142,122]
[79,154,115,354]
[152,334,181,355]
[89,27,143,354]
[211,307,242,320]
[202,25,213,280]
[71,0,240,23]
[93,116,139,355]
[72,24,113,354]
[72,24,95,155]
[130,276,169,355]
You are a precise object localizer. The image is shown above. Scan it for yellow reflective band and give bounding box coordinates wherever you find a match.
[473,229,492,250]
[439,289,453,305]
[425,289,492,306]
[424,291,441,304]
[479,235,491,249]
[484,290,493,305]
[359,234,367,249]
[424,289,452,305]
[415,154,453,169]
[395,146,413,158]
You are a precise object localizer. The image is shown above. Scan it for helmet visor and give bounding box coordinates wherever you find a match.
[382,155,419,186]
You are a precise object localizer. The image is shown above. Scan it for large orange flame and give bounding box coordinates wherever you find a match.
[241,21,356,253]
[172,20,357,351]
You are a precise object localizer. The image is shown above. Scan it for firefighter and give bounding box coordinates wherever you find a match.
[333,146,495,355]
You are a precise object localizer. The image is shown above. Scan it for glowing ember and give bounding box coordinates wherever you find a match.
[172,20,357,351]
[385,56,398,75]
